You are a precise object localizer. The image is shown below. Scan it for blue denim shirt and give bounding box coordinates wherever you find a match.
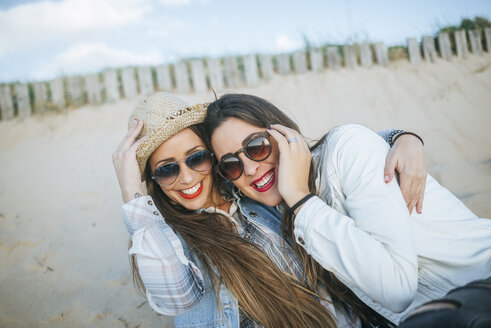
[173,195,283,328]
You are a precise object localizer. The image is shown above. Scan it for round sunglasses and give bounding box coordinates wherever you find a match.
[152,149,213,187]
[217,133,272,181]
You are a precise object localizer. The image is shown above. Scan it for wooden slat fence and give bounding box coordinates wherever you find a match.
[1,29,490,121]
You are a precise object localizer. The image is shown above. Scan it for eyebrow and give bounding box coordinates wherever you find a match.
[155,145,204,166]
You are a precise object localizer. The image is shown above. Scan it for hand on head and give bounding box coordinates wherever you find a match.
[112,118,146,203]
[266,124,311,210]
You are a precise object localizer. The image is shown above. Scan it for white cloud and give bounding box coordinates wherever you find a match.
[158,0,209,5]
[34,42,163,80]
[158,0,190,5]
[0,0,151,56]
[275,34,303,52]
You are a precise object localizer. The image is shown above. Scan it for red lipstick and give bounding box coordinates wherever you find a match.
[178,182,204,199]
[250,169,275,192]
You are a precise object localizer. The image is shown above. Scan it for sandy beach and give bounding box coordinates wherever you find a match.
[0,55,490,328]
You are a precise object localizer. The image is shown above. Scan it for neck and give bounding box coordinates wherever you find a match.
[212,191,231,213]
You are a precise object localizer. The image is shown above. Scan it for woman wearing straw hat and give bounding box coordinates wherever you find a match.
[204,93,491,326]
[112,92,425,328]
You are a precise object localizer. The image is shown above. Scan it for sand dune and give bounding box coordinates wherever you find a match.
[0,55,490,328]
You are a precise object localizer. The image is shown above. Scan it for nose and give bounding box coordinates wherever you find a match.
[240,153,259,177]
[178,162,195,185]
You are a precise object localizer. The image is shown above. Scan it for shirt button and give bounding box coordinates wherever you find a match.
[147,200,153,206]
[298,237,305,245]
[153,211,159,215]
[249,211,257,218]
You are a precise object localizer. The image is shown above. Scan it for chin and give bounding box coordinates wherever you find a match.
[247,188,283,207]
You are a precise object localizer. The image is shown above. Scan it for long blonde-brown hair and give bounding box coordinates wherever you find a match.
[204,94,394,328]
[129,124,337,327]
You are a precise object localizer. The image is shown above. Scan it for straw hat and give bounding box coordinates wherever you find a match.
[128,92,209,180]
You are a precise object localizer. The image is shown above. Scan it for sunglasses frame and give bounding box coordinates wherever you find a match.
[216,132,272,181]
[152,149,214,187]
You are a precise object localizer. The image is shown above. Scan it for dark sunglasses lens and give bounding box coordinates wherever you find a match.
[154,163,179,185]
[219,156,242,180]
[186,150,212,172]
[246,136,271,161]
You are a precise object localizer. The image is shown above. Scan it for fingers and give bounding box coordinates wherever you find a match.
[384,155,396,184]
[266,128,292,155]
[118,119,144,150]
[415,178,426,214]
[130,135,148,152]
[416,197,424,215]
[268,124,309,150]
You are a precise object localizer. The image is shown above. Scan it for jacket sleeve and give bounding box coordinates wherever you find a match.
[294,124,418,313]
[377,129,401,146]
[122,195,205,315]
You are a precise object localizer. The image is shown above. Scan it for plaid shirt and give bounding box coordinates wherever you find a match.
[122,195,360,327]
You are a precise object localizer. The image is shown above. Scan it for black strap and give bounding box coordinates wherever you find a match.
[290,193,315,214]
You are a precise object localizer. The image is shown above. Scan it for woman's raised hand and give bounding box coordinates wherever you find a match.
[384,134,427,214]
[112,119,147,203]
[267,124,311,209]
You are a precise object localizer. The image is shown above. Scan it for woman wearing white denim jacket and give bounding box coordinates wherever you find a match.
[114,92,431,328]
[206,93,491,326]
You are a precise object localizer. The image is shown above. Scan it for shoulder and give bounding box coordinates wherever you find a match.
[314,124,387,160]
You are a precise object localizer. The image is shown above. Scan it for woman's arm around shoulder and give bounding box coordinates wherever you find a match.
[122,195,206,315]
[295,124,418,312]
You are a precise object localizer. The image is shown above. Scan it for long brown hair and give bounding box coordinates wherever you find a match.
[204,94,394,328]
[130,124,337,327]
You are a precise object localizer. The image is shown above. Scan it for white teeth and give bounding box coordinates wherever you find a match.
[180,182,201,195]
[254,171,273,188]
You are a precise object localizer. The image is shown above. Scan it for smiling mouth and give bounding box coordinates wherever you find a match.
[250,169,275,192]
[178,182,203,199]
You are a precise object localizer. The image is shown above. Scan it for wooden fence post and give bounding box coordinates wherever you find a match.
[422,36,437,63]
[67,76,85,106]
[190,60,207,92]
[174,62,191,93]
[0,85,15,120]
[259,55,274,79]
[438,33,452,61]
[243,54,259,86]
[374,42,389,66]
[50,78,66,110]
[292,52,307,74]
[33,82,49,113]
[485,28,491,53]
[137,67,154,96]
[122,68,138,99]
[155,65,172,91]
[359,43,373,67]
[309,48,323,72]
[343,45,357,69]
[85,74,102,105]
[15,83,31,117]
[455,30,469,59]
[276,54,291,75]
[407,38,421,64]
[224,57,241,88]
[326,47,341,70]
[206,58,224,90]
[468,29,483,56]
[103,70,120,102]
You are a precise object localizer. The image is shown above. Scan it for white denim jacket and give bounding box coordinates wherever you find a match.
[293,124,491,324]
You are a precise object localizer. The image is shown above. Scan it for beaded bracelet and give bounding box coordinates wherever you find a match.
[290,194,316,214]
[387,129,404,147]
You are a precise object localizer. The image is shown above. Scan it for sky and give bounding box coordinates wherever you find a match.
[0,0,489,83]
